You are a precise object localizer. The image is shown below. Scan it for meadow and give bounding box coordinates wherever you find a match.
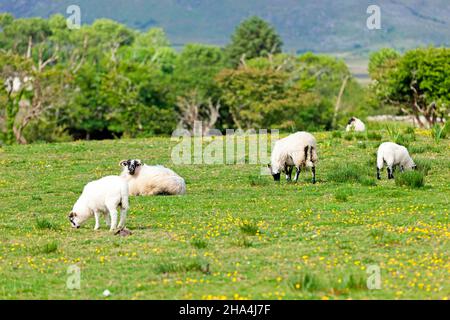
[0,125,448,300]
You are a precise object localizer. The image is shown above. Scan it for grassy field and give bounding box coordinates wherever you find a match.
[0,126,448,300]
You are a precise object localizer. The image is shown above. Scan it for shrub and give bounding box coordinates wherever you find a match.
[290,272,325,292]
[248,174,269,186]
[31,195,42,201]
[331,131,342,139]
[156,259,209,274]
[414,158,432,175]
[327,163,377,186]
[357,141,367,149]
[191,238,208,249]
[235,237,253,248]
[359,176,377,186]
[340,274,366,290]
[326,164,363,183]
[431,123,448,143]
[334,190,349,202]
[385,125,400,140]
[35,218,57,230]
[409,145,428,154]
[240,222,259,235]
[394,134,411,148]
[395,171,425,188]
[404,126,416,135]
[42,242,58,254]
[343,133,354,141]
[366,131,382,141]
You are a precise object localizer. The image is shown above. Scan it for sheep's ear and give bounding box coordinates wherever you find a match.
[136,159,143,166]
[68,212,76,218]
[119,160,128,167]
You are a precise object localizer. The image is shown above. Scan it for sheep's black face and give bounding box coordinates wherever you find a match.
[268,164,281,182]
[68,212,80,229]
[120,159,142,175]
[347,117,356,125]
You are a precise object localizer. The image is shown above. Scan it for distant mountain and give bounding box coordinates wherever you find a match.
[1,0,449,55]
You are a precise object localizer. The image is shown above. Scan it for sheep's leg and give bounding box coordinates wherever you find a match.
[105,213,111,227]
[311,166,316,184]
[108,209,118,231]
[377,167,381,180]
[285,165,293,181]
[93,210,101,230]
[400,165,404,173]
[118,207,127,229]
[387,166,394,179]
[294,166,301,182]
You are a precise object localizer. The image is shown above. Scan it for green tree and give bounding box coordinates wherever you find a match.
[225,16,282,67]
[216,63,333,131]
[370,47,450,127]
[171,44,226,131]
[368,48,400,81]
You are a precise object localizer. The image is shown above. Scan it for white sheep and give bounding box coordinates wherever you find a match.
[268,132,318,184]
[377,142,416,180]
[346,117,366,132]
[120,159,186,196]
[68,176,129,231]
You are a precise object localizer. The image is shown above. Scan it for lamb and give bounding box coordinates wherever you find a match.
[346,117,366,132]
[268,132,318,184]
[376,142,417,180]
[120,159,186,196]
[68,176,129,231]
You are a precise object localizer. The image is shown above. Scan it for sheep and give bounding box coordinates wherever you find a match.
[120,159,186,196]
[268,132,318,184]
[376,142,417,180]
[68,176,129,231]
[346,117,366,132]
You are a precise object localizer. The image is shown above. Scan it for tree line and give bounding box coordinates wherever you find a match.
[0,14,448,144]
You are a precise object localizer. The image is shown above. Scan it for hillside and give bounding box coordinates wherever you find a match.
[1,0,449,55]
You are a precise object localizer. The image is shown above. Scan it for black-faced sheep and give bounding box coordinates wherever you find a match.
[268,132,318,184]
[346,117,366,132]
[120,159,186,196]
[377,142,416,180]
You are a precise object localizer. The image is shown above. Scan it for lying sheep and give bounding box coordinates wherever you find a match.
[346,117,366,132]
[120,159,186,196]
[268,132,318,184]
[68,176,129,231]
[377,142,416,180]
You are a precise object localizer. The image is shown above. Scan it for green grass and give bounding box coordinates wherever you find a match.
[0,130,449,300]
[334,190,350,202]
[395,171,425,189]
[431,124,448,143]
[35,217,58,231]
[41,242,59,254]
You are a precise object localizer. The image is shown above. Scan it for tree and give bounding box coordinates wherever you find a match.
[370,47,450,127]
[172,44,226,131]
[216,60,333,131]
[368,48,400,81]
[225,16,282,67]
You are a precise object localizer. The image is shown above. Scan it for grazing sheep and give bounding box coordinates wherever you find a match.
[377,142,416,180]
[68,176,129,231]
[120,159,186,196]
[346,117,366,132]
[268,132,318,184]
